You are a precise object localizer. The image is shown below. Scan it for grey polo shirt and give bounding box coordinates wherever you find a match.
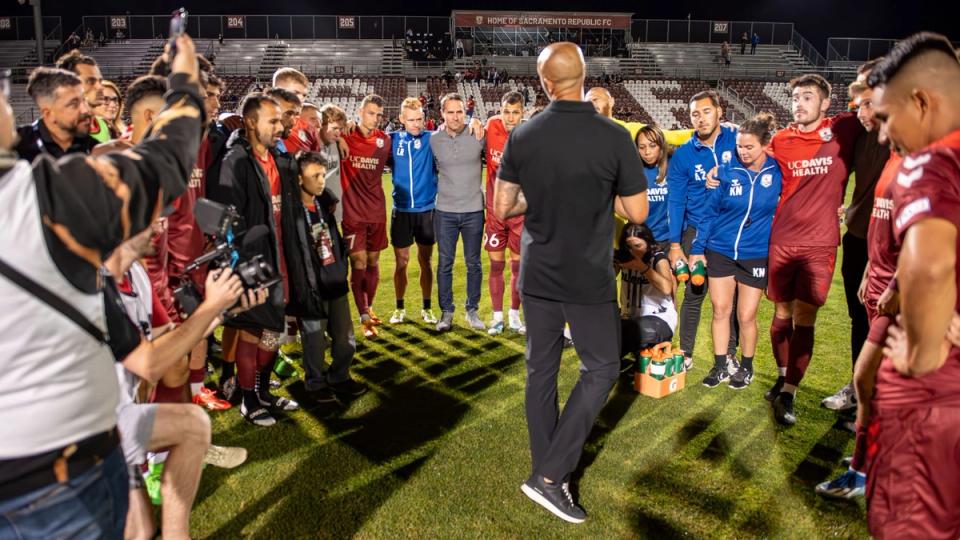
[431,126,485,213]
[319,140,343,221]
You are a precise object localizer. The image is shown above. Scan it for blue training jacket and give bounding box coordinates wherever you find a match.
[666,124,738,243]
[390,130,437,212]
[690,156,783,260]
[643,163,670,242]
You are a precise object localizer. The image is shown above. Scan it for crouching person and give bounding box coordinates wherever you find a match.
[103,227,266,540]
[282,152,365,403]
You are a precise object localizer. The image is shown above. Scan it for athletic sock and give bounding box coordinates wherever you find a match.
[422,298,431,310]
[510,260,522,310]
[786,325,815,386]
[713,354,727,370]
[396,298,404,310]
[778,367,787,376]
[236,339,259,389]
[152,382,186,403]
[782,383,798,396]
[770,317,793,370]
[492,311,504,322]
[740,356,754,371]
[351,267,368,316]
[256,369,273,402]
[242,389,261,412]
[221,361,235,382]
[489,260,506,312]
[365,266,380,307]
[189,368,206,396]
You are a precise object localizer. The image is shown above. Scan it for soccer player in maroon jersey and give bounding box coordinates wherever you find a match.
[765,73,864,426]
[341,94,392,338]
[862,32,960,539]
[485,91,526,335]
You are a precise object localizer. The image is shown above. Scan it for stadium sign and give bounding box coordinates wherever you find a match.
[110,16,127,30]
[338,16,356,29]
[0,17,10,30]
[226,16,244,29]
[712,22,729,33]
[453,11,632,30]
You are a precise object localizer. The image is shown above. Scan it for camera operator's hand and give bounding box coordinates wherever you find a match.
[170,34,200,84]
[229,286,269,315]
[203,268,245,313]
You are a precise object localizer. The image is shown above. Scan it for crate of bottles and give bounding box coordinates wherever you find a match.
[634,342,687,398]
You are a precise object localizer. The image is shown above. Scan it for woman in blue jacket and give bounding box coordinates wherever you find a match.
[634,124,672,251]
[689,113,782,390]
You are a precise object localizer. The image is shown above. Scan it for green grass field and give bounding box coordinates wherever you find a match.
[192,173,868,539]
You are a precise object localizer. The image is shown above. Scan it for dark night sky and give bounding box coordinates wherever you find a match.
[3,0,955,53]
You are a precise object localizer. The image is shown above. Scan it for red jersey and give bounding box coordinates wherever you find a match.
[770,113,863,247]
[864,153,902,305]
[144,218,176,319]
[284,117,321,154]
[485,117,510,210]
[255,151,289,300]
[340,128,390,224]
[167,138,211,281]
[875,129,960,409]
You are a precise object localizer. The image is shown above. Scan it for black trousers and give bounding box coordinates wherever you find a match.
[678,227,739,358]
[841,233,870,371]
[523,294,621,482]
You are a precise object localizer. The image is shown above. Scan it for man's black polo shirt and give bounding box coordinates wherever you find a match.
[498,99,647,305]
[15,120,97,163]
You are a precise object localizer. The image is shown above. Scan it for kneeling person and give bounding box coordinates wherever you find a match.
[616,224,677,360]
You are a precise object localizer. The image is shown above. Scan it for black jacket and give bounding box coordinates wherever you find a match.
[15,119,98,163]
[211,130,294,332]
[280,181,350,319]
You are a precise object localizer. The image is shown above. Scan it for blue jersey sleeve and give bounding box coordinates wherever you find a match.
[666,150,689,243]
[690,169,725,255]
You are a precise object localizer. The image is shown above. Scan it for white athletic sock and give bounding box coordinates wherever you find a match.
[190,382,203,396]
[782,383,798,396]
[778,367,787,376]
[492,311,504,322]
[508,309,521,321]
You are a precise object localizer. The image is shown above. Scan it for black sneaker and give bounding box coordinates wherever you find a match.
[219,376,241,405]
[258,394,300,412]
[773,392,797,426]
[330,378,368,397]
[702,365,730,388]
[520,475,586,524]
[306,387,338,404]
[765,376,786,401]
[728,367,753,390]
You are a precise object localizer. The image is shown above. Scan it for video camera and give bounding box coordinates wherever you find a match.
[173,198,281,316]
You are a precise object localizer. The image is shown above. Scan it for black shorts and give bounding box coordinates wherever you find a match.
[620,316,674,357]
[705,249,768,289]
[391,209,436,248]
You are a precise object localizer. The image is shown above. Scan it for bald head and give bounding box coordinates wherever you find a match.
[537,43,586,102]
[586,87,614,117]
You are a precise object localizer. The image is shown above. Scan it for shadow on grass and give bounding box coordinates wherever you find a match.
[197,330,524,538]
[570,376,640,489]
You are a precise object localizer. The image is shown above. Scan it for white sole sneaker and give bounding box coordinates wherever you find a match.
[520,483,585,524]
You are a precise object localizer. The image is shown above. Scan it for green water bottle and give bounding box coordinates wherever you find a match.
[673,353,686,373]
[650,358,666,381]
[674,259,690,282]
[639,352,652,375]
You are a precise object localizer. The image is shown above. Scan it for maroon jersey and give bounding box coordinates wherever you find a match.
[770,113,862,247]
[340,128,390,224]
[284,117,321,154]
[875,130,960,409]
[167,138,211,282]
[484,117,509,211]
[864,153,902,307]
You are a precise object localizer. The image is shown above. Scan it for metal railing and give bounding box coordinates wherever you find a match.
[629,19,793,46]
[0,16,62,41]
[788,29,826,67]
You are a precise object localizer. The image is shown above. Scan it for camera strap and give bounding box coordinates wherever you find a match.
[0,256,106,343]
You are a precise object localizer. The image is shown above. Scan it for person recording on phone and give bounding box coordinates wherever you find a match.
[0,34,205,539]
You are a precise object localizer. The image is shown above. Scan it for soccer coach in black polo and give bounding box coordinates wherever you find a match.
[494,42,649,523]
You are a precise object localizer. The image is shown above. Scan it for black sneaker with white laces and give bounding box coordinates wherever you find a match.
[773,392,797,426]
[521,475,586,524]
[702,365,730,388]
[765,376,786,401]
[728,367,753,390]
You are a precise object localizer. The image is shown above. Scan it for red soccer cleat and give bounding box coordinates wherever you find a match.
[193,386,232,411]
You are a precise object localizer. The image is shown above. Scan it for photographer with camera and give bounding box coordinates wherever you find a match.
[102,227,263,540]
[0,34,205,538]
[616,223,677,361]
[213,93,300,427]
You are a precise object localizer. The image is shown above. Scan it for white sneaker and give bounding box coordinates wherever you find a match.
[203,444,248,469]
[509,315,525,334]
[488,320,505,335]
[389,308,406,324]
[822,382,857,411]
[420,308,438,324]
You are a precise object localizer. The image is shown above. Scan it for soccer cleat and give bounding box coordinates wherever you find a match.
[203,445,248,469]
[420,309,438,324]
[773,392,797,426]
[702,365,730,388]
[465,310,486,330]
[259,394,300,412]
[488,320,505,335]
[361,318,379,338]
[192,386,232,410]
[143,462,164,506]
[389,308,406,324]
[815,469,866,500]
[728,367,754,390]
[822,382,857,411]
[765,376,786,402]
[240,403,277,427]
[367,308,383,326]
[436,312,454,332]
[521,476,586,524]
